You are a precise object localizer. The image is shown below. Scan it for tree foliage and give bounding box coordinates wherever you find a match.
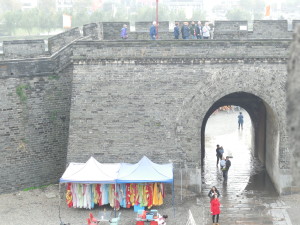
[0,1,207,36]
[226,8,252,21]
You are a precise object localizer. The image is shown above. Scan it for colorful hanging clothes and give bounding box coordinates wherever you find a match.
[65,182,166,209]
[66,183,73,208]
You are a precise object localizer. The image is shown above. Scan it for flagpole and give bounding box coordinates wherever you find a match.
[156,0,159,39]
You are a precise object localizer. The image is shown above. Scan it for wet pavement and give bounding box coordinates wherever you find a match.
[198,110,292,225]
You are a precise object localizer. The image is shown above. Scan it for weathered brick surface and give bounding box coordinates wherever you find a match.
[0,67,72,194]
[83,22,103,40]
[287,25,300,191]
[48,27,81,54]
[68,40,290,194]
[0,21,298,194]
[135,21,169,32]
[214,21,248,40]
[250,20,291,39]
[3,40,47,59]
[102,22,130,40]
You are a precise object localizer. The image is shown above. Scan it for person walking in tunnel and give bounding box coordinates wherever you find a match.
[222,156,231,182]
[208,186,220,201]
[210,194,221,225]
[216,145,222,166]
[220,156,226,169]
[238,111,244,129]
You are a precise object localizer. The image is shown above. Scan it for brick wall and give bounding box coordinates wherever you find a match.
[83,22,104,40]
[0,21,296,194]
[0,54,72,194]
[69,40,290,194]
[214,21,248,40]
[48,27,81,54]
[287,25,300,192]
[135,21,169,32]
[3,40,47,59]
[102,22,130,40]
[250,20,291,39]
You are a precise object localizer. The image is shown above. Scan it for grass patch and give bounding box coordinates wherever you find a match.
[16,84,30,102]
[23,184,50,191]
[48,75,60,80]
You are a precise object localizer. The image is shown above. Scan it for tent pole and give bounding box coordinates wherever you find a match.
[58,183,63,224]
[114,182,117,218]
[172,180,175,217]
[180,166,182,201]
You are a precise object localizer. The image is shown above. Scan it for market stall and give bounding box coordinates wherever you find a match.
[59,156,120,209]
[59,156,173,211]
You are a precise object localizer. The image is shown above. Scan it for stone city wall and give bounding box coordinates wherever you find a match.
[83,22,104,40]
[69,40,290,194]
[0,20,297,194]
[48,27,81,54]
[0,48,73,194]
[2,39,47,59]
[287,25,300,193]
[0,20,297,61]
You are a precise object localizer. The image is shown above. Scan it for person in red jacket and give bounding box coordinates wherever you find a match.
[210,194,221,225]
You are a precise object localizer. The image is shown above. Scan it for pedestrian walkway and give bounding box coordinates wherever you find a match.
[198,111,292,225]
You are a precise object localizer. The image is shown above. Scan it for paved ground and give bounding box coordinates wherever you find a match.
[0,110,299,225]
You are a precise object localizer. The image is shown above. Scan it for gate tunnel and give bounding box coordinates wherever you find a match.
[201,92,268,167]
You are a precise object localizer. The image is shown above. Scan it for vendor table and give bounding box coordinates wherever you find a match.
[97,211,110,224]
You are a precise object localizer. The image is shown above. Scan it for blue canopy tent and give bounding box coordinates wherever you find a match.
[117,156,174,216]
[116,156,173,183]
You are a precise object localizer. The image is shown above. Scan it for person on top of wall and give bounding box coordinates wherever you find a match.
[181,22,190,40]
[189,21,197,39]
[120,24,128,39]
[196,21,203,39]
[150,21,157,40]
[202,22,211,39]
[174,22,180,39]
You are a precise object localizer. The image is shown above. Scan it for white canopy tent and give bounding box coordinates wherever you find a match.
[59,156,120,184]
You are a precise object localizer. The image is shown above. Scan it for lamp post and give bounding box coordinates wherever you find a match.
[156,0,158,39]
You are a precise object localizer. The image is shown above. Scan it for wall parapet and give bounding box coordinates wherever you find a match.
[72,39,291,61]
[3,39,47,59]
[48,27,81,54]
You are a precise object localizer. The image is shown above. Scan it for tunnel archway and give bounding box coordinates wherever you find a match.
[201,92,268,166]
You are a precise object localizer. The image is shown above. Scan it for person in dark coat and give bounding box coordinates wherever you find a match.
[174,22,180,39]
[196,21,202,39]
[150,21,157,40]
[216,144,222,165]
[208,186,220,201]
[238,111,244,129]
[222,156,231,182]
[210,194,221,225]
[189,21,197,39]
[181,22,190,40]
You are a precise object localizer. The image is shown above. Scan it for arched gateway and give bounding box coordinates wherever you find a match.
[67,40,291,195]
